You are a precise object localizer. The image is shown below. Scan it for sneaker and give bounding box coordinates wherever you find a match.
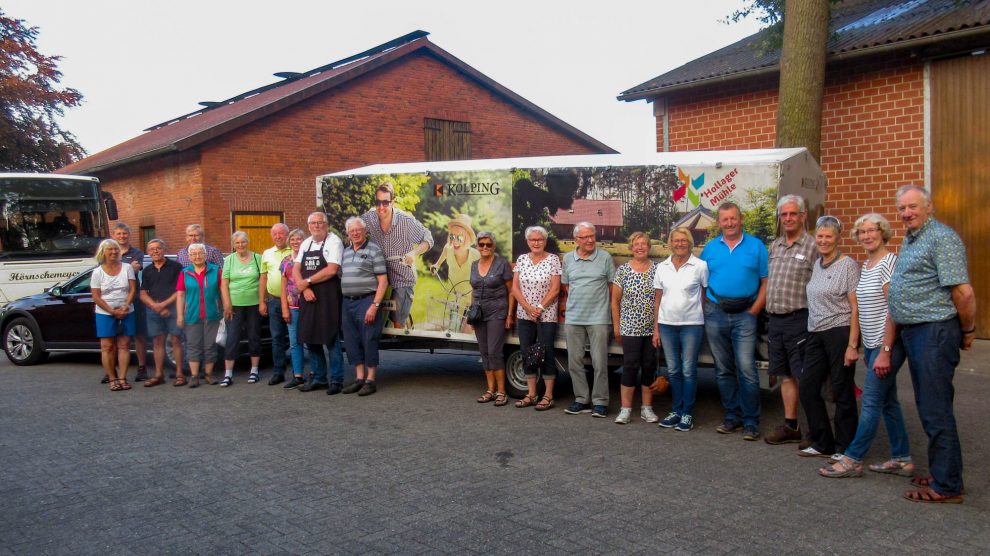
[298,380,328,392]
[716,420,743,434]
[640,406,659,423]
[591,405,608,418]
[564,402,592,415]
[268,373,285,386]
[742,426,760,441]
[283,376,305,389]
[247,372,260,384]
[764,424,803,445]
[134,366,148,382]
[674,415,694,432]
[327,382,343,395]
[357,382,377,396]
[341,380,364,394]
[798,446,830,458]
[658,412,681,428]
[615,408,632,424]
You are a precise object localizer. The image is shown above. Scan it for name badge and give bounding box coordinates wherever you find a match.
[795,254,806,261]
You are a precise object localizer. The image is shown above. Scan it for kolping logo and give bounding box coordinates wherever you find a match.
[433,181,501,197]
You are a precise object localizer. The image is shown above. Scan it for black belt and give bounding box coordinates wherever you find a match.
[343,292,374,300]
[768,308,808,318]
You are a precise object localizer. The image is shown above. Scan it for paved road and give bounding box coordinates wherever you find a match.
[1,342,989,555]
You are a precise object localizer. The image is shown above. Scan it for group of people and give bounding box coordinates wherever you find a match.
[91,182,975,504]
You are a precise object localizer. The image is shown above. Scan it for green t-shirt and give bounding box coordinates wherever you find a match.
[222,252,262,306]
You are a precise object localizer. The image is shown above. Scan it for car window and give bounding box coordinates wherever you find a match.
[64,270,92,295]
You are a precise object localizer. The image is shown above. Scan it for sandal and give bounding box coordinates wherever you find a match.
[818,455,863,478]
[119,379,132,390]
[248,372,259,384]
[477,390,495,403]
[143,376,164,387]
[173,377,187,387]
[910,475,966,494]
[189,376,200,389]
[203,374,215,386]
[869,460,915,477]
[535,396,554,411]
[515,394,537,408]
[494,392,508,407]
[109,379,123,392]
[903,487,963,504]
[220,376,233,387]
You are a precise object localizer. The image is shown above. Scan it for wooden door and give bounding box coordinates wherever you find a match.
[930,52,990,338]
[231,213,282,254]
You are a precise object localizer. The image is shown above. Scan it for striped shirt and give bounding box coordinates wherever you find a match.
[856,253,895,349]
[361,208,434,289]
[806,255,860,332]
[341,240,386,297]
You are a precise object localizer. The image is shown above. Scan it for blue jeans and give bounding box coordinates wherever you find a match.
[901,318,964,496]
[287,308,318,377]
[703,301,760,427]
[307,334,345,385]
[660,324,704,417]
[843,345,910,462]
[266,297,289,373]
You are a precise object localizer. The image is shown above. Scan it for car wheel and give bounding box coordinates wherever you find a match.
[504,348,528,399]
[3,317,49,366]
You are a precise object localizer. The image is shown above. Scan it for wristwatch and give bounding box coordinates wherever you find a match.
[536,303,545,311]
[882,345,891,352]
[373,301,381,307]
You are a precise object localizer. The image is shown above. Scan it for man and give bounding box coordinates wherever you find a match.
[875,184,975,504]
[339,217,389,396]
[561,222,615,418]
[699,202,768,440]
[361,183,433,328]
[292,212,345,394]
[177,224,224,269]
[139,239,184,387]
[763,195,817,445]
[260,223,292,385]
[112,223,148,381]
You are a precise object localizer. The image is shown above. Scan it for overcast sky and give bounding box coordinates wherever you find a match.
[6,0,762,158]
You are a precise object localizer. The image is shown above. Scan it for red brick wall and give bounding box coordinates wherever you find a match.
[93,50,603,250]
[662,54,925,252]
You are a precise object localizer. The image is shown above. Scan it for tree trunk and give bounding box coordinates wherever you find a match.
[775,0,831,163]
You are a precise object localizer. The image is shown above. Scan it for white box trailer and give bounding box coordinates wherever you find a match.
[318,148,826,397]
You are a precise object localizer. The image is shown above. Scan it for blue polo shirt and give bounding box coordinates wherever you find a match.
[889,217,969,325]
[699,232,768,302]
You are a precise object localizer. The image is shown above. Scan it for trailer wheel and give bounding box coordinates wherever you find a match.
[504,348,529,399]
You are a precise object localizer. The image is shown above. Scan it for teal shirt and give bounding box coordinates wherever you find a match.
[889,217,969,325]
[561,248,615,325]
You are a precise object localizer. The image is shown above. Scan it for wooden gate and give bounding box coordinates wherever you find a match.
[930,52,990,338]
[231,213,283,254]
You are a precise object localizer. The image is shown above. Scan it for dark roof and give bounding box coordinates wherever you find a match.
[62,32,614,175]
[619,0,990,101]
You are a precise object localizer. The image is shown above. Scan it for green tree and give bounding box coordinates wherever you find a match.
[0,9,85,171]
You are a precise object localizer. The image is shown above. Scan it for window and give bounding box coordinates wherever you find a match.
[231,212,283,250]
[424,118,471,161]
[141,226,156,251]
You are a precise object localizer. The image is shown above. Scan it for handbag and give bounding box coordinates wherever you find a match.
[522,341,546,373]
[465,303,483,326]
[649,374,670,395]
[215,319,227,347]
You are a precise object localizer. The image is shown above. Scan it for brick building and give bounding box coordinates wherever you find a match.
[59,31,613,252]
[619,0,990,336]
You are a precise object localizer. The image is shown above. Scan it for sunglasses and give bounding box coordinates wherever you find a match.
[374,200,392,206]
[477,242,494,248]
[816,215,840,227]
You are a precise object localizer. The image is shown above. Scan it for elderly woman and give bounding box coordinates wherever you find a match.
[220,231,265,387]
[91,239,137,391]
[820,213,912,477]
[652,227,708,431]
[471,231,515,406]
[280,229,313,389]
[176,243,223,387]
[511,226,561,410]
[610,232,659,424]
[798,216,861,458]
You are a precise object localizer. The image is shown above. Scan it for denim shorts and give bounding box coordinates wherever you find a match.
[95,312,136,338]
[391,286,414,325]
[146,310,181,337]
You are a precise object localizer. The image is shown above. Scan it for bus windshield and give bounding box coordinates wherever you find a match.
[0,177,107,259]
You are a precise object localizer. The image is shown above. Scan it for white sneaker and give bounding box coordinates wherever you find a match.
[640,406,659,423]
[615,408,632,424]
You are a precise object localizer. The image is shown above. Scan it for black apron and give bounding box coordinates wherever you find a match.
[297,239,341,345]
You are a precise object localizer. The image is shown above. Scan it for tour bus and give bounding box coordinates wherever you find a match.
[0,173,117,305]
[318,149,826,397]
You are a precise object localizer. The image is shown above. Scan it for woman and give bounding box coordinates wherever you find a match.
[799,216,861,458]
[176,244,223,387]
[431,214,480,308]
[280,229,314,389]
[610,232,659,424]
[511,226,561,411]
[820,214,912,478]
[652,227,708,431]
[470,231,514,407]
[91,239,137,391]
[220,231,264,387]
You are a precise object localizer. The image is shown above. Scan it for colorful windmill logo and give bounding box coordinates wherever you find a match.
[675,168,704,207]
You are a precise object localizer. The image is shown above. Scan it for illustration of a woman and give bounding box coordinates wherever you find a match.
[431,214,480,308]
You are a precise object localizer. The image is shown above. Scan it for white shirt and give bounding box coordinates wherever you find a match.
[294,234,344,266]
[653,254,708,326]
[91,264,136,316]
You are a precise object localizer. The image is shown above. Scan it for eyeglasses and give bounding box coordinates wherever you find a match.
[527,237,546,243]
[575,235,595,241]
[307,220,327,226]
[856,227,880,235]
[374,199,392,206]
[477,242,494,249]
[816,215,840,227]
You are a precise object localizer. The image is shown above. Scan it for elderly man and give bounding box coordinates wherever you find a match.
[361,183,433,328]
[177,224,224,269]
[139,239,183,387]
[700,202,768,440]
[292,211,345,394]
[260,223,292,385]
[339,217,389,396]
[875,184,975,504]
[561,222,615,418]
[764,195,817,445]
[112,223,148,381]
